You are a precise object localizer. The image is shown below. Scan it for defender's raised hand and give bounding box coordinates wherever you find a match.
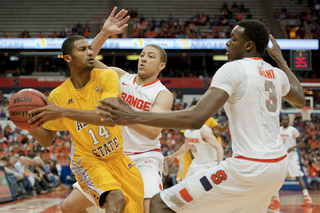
[96,95,137,126]
[101,7,130,35]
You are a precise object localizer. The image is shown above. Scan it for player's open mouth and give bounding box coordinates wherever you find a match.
[139,64,145,68]
[88,58,94,63]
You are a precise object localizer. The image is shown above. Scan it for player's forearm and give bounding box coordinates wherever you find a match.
[294,141,304,149]
[127,124,162,140]
[171,144,189,158]
[29,127,55,147]
[133,109,206,130]
[216,145,224,164]
[61,108,115,127]
[91,30,112,57]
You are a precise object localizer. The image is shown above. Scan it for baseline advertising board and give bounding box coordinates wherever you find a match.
[0,38,318,50]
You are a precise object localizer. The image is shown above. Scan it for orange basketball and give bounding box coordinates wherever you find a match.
[8,89,46,130]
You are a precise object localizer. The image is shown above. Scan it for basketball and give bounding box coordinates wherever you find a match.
[8,89,46,131]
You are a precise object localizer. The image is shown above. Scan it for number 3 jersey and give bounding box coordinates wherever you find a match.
[119,73,169,152]
[211,58,291,159]
[43,69,123,159]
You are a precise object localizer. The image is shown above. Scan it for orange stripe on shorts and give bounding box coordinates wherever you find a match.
[179,188,193,202]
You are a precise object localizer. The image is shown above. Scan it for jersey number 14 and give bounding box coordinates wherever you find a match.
[88,126,111,145]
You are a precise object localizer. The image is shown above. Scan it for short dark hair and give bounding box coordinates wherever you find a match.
[237,20,269,55]
[62,35,86,56]
[146,44,167,63]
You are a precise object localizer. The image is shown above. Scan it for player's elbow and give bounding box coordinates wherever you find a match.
[147,133,160,140]
[147,129,162,140]
[37,140,53,148]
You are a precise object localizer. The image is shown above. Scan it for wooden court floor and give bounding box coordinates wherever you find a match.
[0,189,320,213]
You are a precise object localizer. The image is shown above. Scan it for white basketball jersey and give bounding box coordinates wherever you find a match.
[184,126,218,164]
[280,126,300,151]
[211,58,290,159]
[119,73,169,152]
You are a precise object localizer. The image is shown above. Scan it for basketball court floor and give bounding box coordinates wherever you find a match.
[0,189,319,213]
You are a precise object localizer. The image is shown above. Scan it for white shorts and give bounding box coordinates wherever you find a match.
[287,151,304,178]
[184,160,217,180]
[126,151,164,198]
[160,156,288,213]
[73,182,105,213]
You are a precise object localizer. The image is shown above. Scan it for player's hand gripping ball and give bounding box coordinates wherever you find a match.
[8,89,46,130]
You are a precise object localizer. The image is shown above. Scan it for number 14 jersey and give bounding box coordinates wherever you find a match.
[43,69,123,160]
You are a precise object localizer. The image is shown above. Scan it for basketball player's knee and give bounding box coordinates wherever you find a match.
[150,193,167,213]
[103,190,126,211]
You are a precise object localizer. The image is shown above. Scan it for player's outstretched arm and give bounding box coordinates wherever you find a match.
[164,142,190,164]
[91,7,129,78]
[267,34,305,109]
[91,7,130,57]
[97,87,229,129]
[28,97,119,128]
[127,90,173,140]
[201,126,224,164]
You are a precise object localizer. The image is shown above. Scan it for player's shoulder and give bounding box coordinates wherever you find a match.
[93,68,118,77]
[157,88,173,98]
[119,72,135,82]
[220,60,244,69]
[289,125,298,131]
[201,125,211,132]
[49,79,69,99]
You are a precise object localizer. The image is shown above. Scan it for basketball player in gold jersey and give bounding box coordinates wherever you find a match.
[27,8,144,213]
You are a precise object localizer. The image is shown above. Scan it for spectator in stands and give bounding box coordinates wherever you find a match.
[83,28,90,38]
[0,109,6,120]
[25,157,52,193]
[307,154,320,190]
[34,157,58,188]
[231,2,239,12]
[59,29,67,38]
[51,31,58,38]
[71,25,78,35]
[76,21,82,33]
[239,2,246,12]
[1,157,30,199]
[44,160,60,186]
[10,155,34,195]
[3,32,12,38]
[37,32,46,38]
[21,29,30,38]
[132,20,141,38]
[84,21,90,30]
[65,25,72,37]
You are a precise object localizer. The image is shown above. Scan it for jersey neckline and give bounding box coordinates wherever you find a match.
[133,75,160,88]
